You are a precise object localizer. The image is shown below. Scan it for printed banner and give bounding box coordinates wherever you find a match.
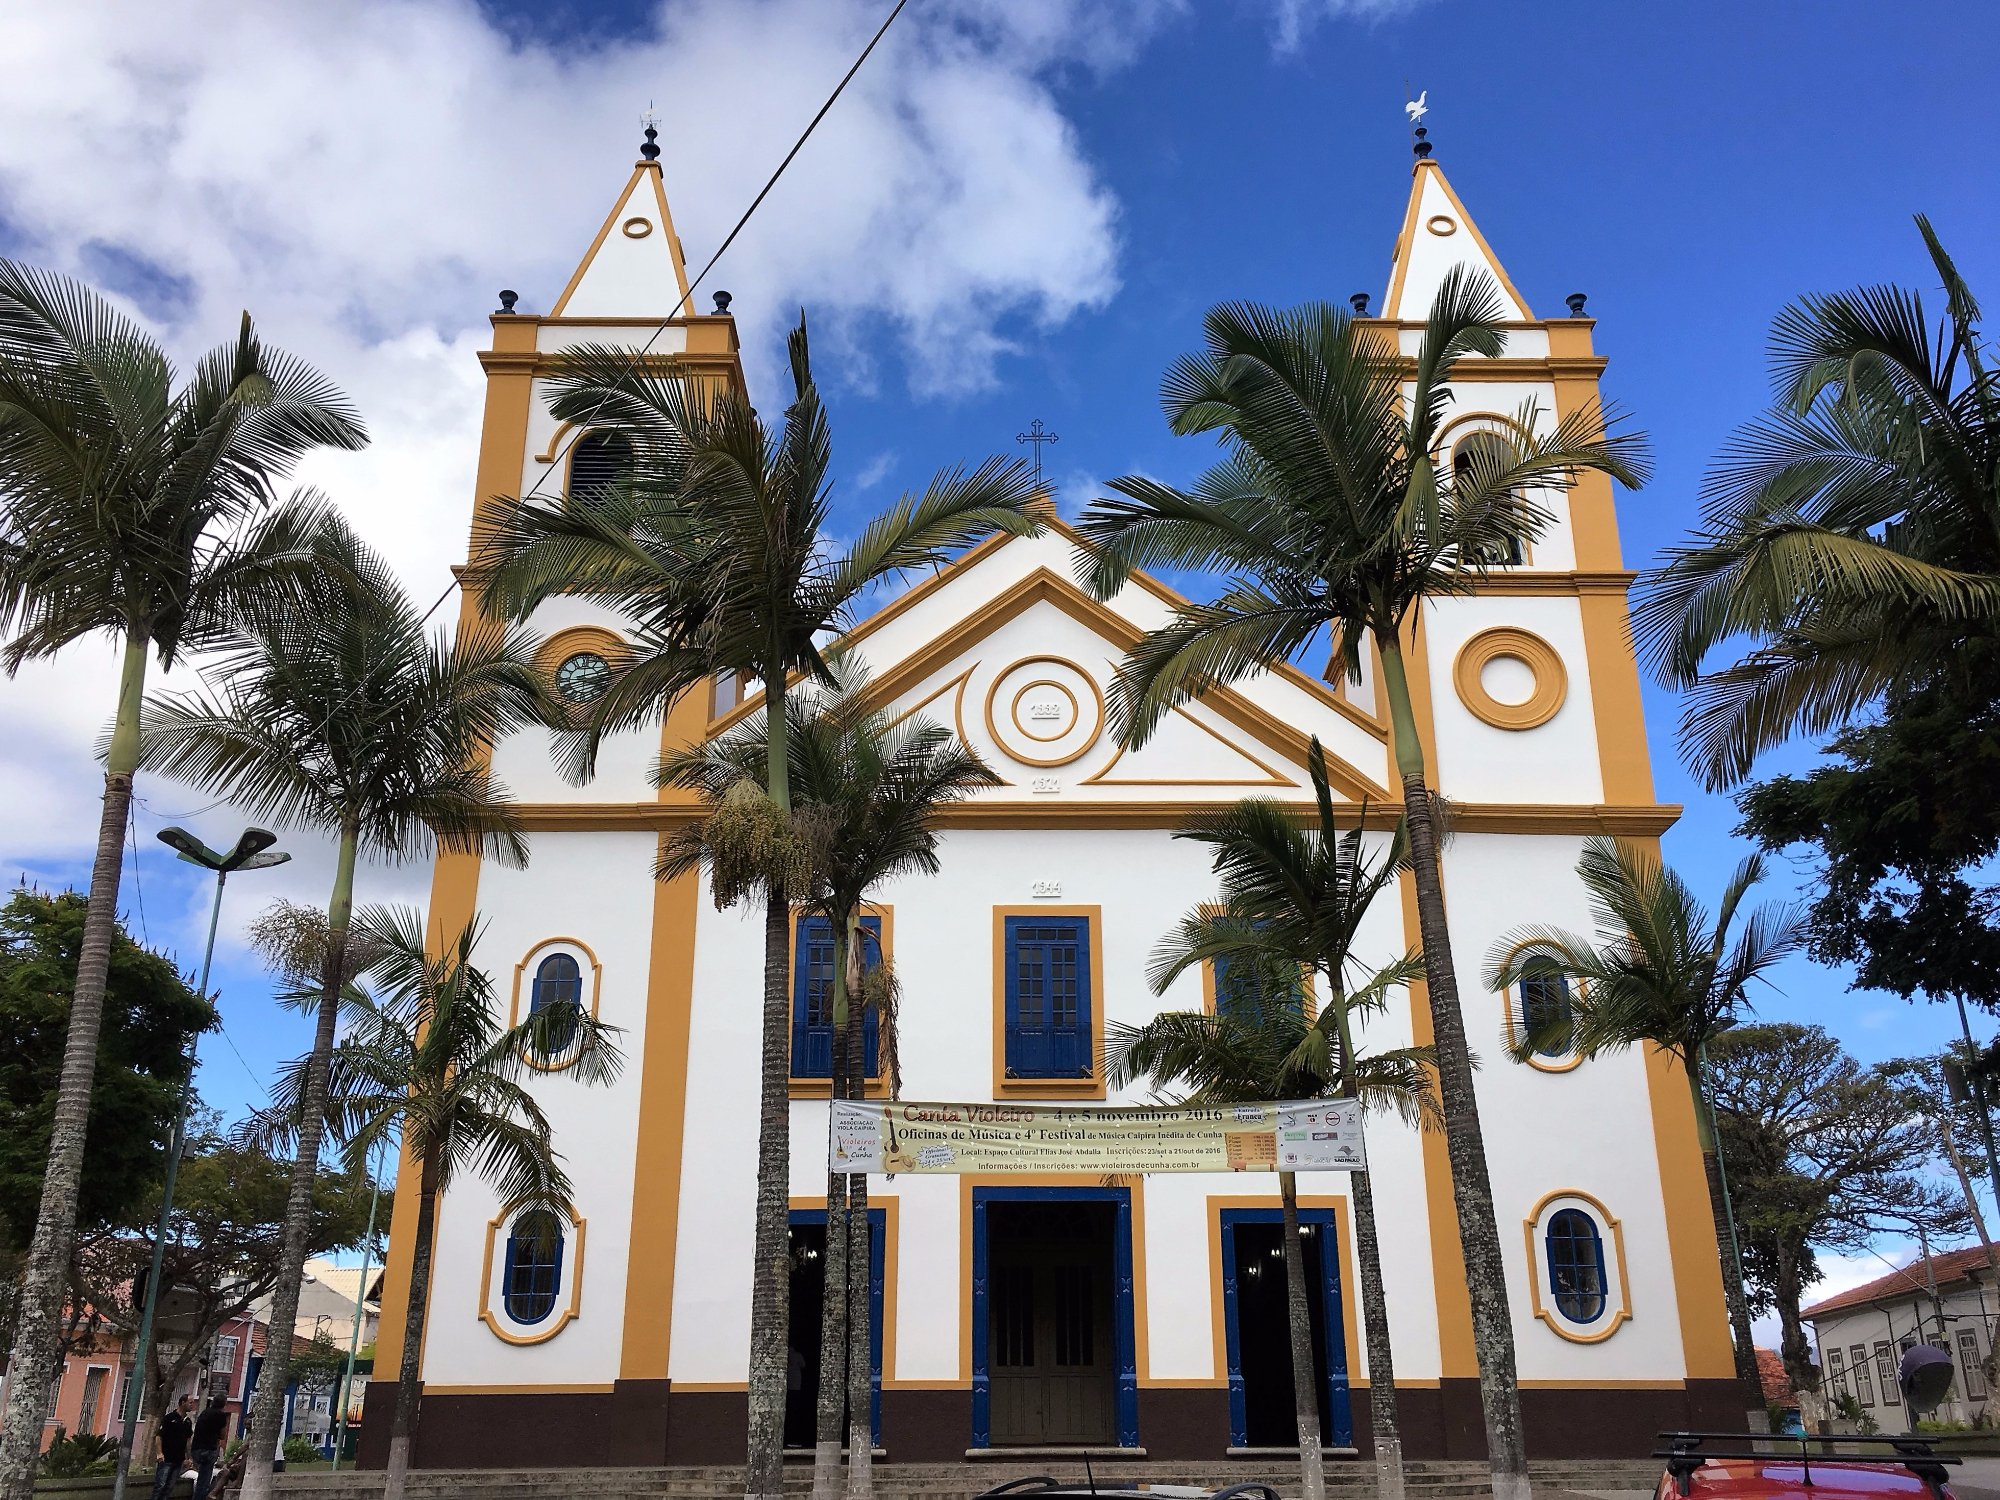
[828,1098,1366,1175]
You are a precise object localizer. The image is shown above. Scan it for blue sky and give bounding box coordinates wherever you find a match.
[3,0,1998,1296]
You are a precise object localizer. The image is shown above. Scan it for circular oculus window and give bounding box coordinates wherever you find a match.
[555,651,612,705]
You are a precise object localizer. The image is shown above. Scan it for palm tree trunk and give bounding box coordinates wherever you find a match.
[1688,1069,1763,1424]
[812,932,853,1500]
[1324,988,1404,1500]
[0,632,148,1500]
[1279,1171,1326,1500]
[745,886,793,1500]
[383,1161,439,1500]
[1378,641,1530,1500]
[239,815,361,1500]
[746,668,794,1500]
[843,920,872,1500]
[1350,1170,1405,1500]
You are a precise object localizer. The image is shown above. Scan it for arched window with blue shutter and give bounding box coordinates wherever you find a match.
[529,952,582,1059]
[503,1210,565,1325]
[1544,1208,1607,1324]
[567,431,632,508]
[1516,957,1574,1059]
[791,915,881,1079]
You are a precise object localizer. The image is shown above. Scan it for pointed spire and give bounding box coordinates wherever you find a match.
[548,128,693,319]
[1380,156,1533,323]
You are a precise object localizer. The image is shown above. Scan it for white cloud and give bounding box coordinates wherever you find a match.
[0,0,1166,894]
[854,450,898,490]
[1259,0,1434,54]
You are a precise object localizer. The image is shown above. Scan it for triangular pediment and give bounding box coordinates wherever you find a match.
[712,527,1394,816]
[550,161,692,318]
[1383,159,1531,322]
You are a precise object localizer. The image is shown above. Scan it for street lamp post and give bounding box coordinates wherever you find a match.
[111,828,289,1500]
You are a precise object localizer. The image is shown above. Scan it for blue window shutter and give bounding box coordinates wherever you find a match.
[1005,917,1091,1078]
[795,915,884,1079]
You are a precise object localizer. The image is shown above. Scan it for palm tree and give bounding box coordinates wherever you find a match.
[475,317,1039,1500]
[0,262,365,1500]
[1635,219,2000,789]
[1485,837,1804,1423]
[134,519,546,1500]
[250,905,620,1500]
[658,661,993,1500]
[1107,744,1429,1500]
[1077,280,1648,1500]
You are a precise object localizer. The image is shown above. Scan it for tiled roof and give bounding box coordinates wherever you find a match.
[1801,1247,1996,1319]
[1756,1347,1794,1404]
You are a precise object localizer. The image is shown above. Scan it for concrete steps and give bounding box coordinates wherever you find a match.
[276,1457,1663,1500]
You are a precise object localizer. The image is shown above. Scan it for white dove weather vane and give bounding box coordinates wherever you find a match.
[1405,90,1428,124]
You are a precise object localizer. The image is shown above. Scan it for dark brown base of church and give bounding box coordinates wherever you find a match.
[357,1378,1745,1469]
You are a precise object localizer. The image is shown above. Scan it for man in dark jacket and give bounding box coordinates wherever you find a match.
[151,1395,193,1500]
[190,1396,229,1500]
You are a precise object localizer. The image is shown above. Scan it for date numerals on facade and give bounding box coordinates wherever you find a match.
[1030,776,1062,795]
[1031,879,1063,899]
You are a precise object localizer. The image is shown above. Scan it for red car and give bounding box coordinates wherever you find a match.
[1656,1433,1958,1500]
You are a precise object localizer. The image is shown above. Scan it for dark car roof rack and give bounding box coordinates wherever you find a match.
[1654,1431,1960,1500]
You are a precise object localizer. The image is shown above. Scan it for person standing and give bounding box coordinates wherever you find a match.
[151,1396,193,1500]
[189,1398,227,1500]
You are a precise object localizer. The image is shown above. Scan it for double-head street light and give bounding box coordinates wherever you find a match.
[111,828,290,1500]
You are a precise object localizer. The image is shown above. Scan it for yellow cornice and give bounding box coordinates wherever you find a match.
[505,797,1682,836]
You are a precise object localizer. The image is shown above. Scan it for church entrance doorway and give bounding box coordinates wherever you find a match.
[1219,1207,1352,1450]
[972,1186,1139,1450]
[783,1208,884,1453]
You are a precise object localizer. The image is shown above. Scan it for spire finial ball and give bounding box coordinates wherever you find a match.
[640,123,661,162]
[1412,126,1432,161]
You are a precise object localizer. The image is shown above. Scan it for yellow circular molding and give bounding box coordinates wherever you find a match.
[536,626,631,719]
[1011,679,1079,743]
[1426,214,1458,237]
[621,217,653,239]
[983,656,1104,768]
[1453,627,1566,730]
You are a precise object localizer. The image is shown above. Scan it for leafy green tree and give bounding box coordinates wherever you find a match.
[660,660,992,1500]
[475,317,1038,1500]
[1635,219,2000,789]
[0,262,364,1500]
[134,519,545,1500]
[1078,282,1646,1500]
[1705,1025,1964,1397]
[0,889,212,1270]
[1736,647,2000,1009]
[1107,747,1429,1500]
[73,1126,383,1424]
[251,906,616,1500]
[1487,839,1804,1420]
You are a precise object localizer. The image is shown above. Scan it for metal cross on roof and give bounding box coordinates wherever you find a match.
[1015,418,1059,486]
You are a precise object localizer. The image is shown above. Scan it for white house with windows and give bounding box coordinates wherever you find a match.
[1805,1247,1997,1428]
[359,131,1740,1470]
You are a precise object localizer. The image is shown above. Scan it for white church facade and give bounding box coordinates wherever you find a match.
[361,138,1740,1469]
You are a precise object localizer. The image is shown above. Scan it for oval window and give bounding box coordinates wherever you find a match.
[1517,957,1575,1059]
[1545,1207,1607,1323]
[503,1209,565,1325]
[529,952,583,1058]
